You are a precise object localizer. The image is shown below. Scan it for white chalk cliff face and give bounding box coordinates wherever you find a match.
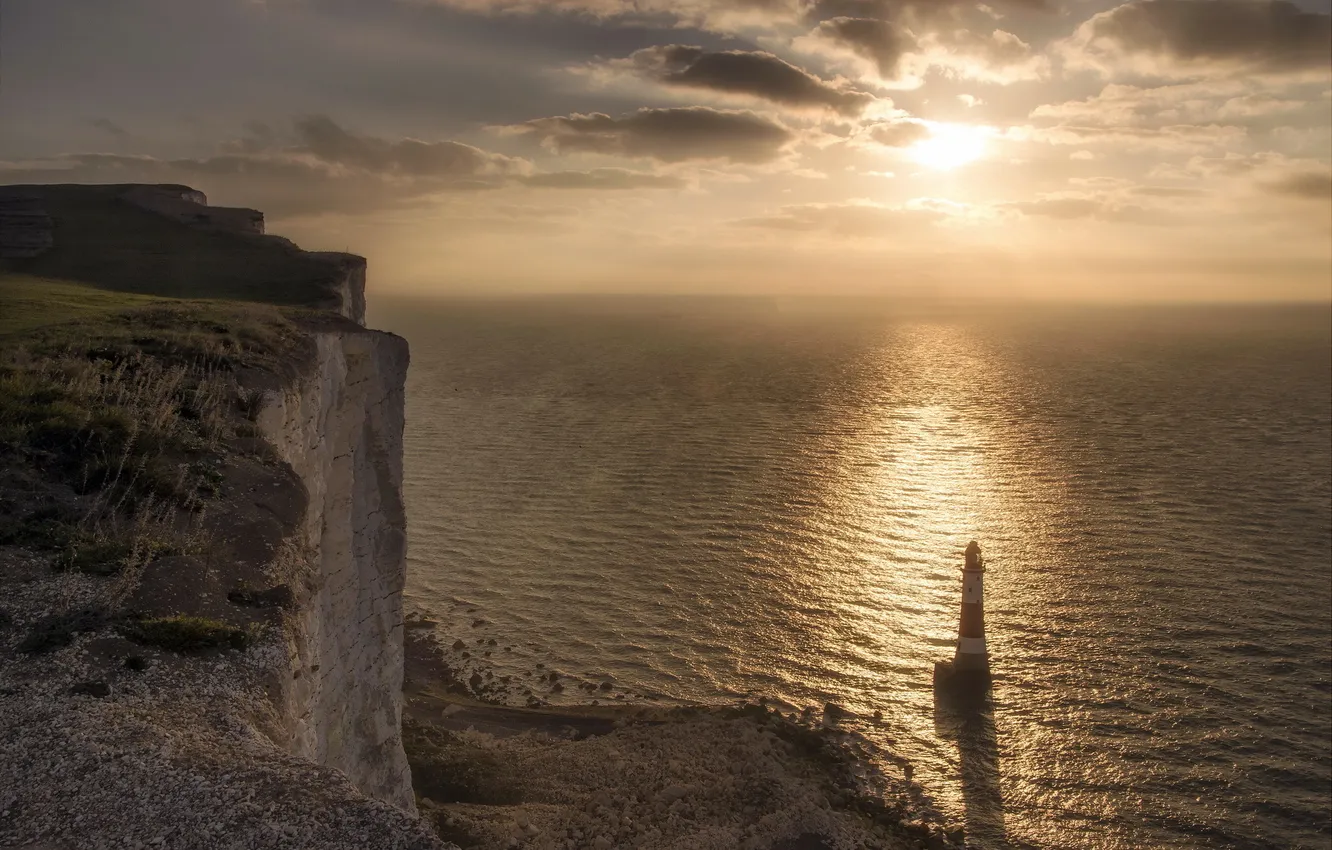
[258,324,415,811]
[311,253,369,325]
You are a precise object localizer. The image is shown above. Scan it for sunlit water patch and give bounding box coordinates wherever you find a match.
[375,298,1332,850]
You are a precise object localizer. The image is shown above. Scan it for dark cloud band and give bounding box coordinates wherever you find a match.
[621,45,876,116]
[810,16,918,79]
[1067,0,1332,76]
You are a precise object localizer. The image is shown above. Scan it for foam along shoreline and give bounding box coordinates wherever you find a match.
[402,629,963,850]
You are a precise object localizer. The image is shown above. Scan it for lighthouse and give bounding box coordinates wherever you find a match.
[934,540,992,698]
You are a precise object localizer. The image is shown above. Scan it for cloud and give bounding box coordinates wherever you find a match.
[1006,195,1102,219]
[1262,169,1332,199]
[1131,185,1206,198]
[520,167,689,189]
[290,115,526,178]
[501,107,797,163]
[1004,191,1162,223]
[89,118,130,138]
[425,0,1049,85]
[1062,0,1332,78]
[1019,122,1246,152]
[803,0,1052,19]
[420,0,805,29]
[867,119,930,146]
[1017,157,1329,226]
[929,27,1048,83]
[1148,151,1271,179]
[1177,154,1332,200]
[0,153,430,217]
[0,115,713,215]
[796,10,1046,84]
[605,45,876,116]
[732,198,957,236]
[426,0,1052,27]
[1033,81,1321,127]
[800,16,920,81]
[1155,151,1328,182]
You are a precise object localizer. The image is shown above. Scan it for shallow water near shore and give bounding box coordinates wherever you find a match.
[375,297,1332,850]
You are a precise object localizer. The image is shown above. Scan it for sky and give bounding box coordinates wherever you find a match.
[1,0,1330,300]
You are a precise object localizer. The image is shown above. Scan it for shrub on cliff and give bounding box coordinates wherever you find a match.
[119,615,259,653]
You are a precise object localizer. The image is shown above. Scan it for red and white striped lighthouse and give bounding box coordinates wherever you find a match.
[954,540,988,672]
[934,540,991,696]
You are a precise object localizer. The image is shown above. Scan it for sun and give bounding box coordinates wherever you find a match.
[910,123,989,171]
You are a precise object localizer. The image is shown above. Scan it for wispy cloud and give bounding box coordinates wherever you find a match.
[497,107,798,164]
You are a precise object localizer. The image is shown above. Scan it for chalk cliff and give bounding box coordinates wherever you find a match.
[258,322,415,811]
[0,184,446,849]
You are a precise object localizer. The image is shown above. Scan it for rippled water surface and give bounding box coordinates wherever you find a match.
[374,298,1332,850]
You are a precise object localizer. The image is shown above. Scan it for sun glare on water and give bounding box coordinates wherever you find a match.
[911,123,989,170]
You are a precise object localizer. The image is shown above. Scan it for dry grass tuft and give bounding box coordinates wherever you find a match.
[0,302,304,586]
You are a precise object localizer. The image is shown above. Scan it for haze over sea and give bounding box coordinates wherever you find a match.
[375,297,1332,850]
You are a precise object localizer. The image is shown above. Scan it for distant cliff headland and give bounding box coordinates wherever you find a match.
[0,185,959,850]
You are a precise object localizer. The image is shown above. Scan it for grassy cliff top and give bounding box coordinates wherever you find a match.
[0,274,171,336]
[1,183,360,336]
[0,185,338,604]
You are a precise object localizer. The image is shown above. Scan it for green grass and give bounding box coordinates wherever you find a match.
[20,610,258,656]
[11,299,305,366]
[0,274,170,336]
[119,615,257,653]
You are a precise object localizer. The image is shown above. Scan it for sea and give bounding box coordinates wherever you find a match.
[372,296,1332,850]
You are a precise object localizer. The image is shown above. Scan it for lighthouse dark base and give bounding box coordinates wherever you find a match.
[933,659,991,704]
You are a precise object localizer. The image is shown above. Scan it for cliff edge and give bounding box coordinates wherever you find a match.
[0,185,446,848]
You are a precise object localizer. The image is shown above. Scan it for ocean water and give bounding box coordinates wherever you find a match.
[373,297,1332,850]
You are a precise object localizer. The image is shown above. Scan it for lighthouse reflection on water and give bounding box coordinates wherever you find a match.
[934,541,1009,848]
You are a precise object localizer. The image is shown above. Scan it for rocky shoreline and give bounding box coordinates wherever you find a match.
[400,626,962,850]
